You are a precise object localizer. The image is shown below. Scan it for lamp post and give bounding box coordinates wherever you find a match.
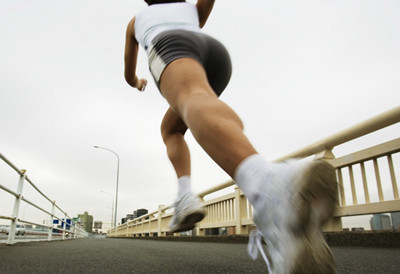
[100,191,114,229]
[94,146,120,228]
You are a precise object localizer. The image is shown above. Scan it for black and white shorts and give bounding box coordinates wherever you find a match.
[147,29,232,96]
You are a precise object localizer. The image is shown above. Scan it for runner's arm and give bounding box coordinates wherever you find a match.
[124,17,147,91]
[196,0,215,28]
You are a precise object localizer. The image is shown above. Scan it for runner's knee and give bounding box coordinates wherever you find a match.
[160,113,187,144]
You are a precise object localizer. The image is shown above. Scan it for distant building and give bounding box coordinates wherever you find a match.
[93,221,102,229]
[351,227,365,232]
[370,214,391,231]
[121,214,134,224]
[121,209,148,224]
[391,212,400,231]
[77,211,93,233]
[134,209,148,219]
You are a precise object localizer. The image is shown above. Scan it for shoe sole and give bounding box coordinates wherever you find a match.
[170,209,206,233]
[291,160,338,230]
[289,160,338,273]
[292,230,337,274]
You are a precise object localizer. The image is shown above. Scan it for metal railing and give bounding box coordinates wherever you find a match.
[0,154,88,245]
[108,106,400,237]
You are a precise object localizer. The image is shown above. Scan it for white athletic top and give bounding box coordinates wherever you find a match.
[135,2,201,50]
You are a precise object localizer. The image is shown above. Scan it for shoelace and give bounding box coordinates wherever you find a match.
[248,229,273,273]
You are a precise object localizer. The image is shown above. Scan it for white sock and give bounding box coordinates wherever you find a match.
[177,175,191,198]
[234,154,272,209]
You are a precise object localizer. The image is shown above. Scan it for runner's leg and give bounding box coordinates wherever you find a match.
[161,107,194,199]
[160,58,257,178]
[161,107,190,178]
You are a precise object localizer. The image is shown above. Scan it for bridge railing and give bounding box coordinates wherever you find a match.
[108,106,400,237]
[0,154,88,245]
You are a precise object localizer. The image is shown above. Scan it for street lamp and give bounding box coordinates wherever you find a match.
[94,146,120,228]
[100,191,114,229]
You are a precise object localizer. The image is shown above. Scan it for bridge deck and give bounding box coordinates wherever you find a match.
[0,238,399,273]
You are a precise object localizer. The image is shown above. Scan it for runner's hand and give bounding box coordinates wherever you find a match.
[135,78,147,92]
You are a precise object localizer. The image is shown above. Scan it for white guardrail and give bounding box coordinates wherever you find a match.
[108,106,400,237]
[0,154,88,245]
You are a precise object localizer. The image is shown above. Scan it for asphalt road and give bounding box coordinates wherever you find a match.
[0,238,399,273]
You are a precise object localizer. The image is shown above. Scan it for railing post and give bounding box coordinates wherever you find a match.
[68,220,73,239]
[76,223,81,238]
[317,149,343,232]
[234,187,244,235]
[157,205,164,236]
[48,201,55,241]
[62,214,67,240]
[196,198,205,236]
[314,149,335,160]
[7,170,27,245]
[195,226,205,236]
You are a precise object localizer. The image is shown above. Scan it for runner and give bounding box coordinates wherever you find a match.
[124,1,338,272]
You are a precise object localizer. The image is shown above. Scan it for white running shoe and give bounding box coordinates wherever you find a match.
[248,160,338,274]
[169,193,206,233]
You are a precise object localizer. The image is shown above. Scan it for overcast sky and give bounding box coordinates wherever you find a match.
[1,0,399,230]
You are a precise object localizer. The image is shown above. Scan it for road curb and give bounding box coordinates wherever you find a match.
[113,231,400,247]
